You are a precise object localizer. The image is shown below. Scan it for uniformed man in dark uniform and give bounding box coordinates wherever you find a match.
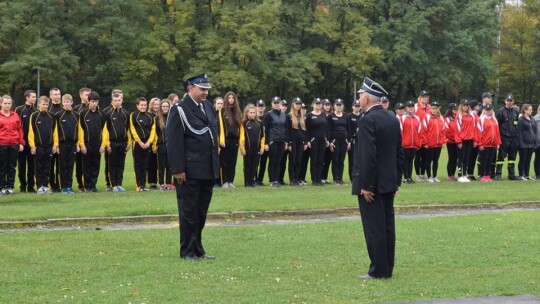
[166,74,219,261]
[352,77,404,280]
[15,90,37,193]
[495,95,520,180]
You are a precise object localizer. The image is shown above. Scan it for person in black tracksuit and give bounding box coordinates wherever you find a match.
[48,88,63,192]
[153,100,172,190]
[130,97,156,191]
[255,100,268,185]
[495,95,520,180]
[78,92,106,192]
[218,91,243,188]
[28,97,56,194]
[347,101,362,182]
[306,98,329,186]
[53,95,79,193]
[321,99,333,183]
[329,99,349,185]
[263,96,289,187]
[147,97,161,189]
[298,103,310,185]
[73,88,91,192]
[278,100,289,185]
[517,104,538,180]
[15,90,37,192]
[287,98,307,186]
[240,104,265,187]
[103,93,131,192]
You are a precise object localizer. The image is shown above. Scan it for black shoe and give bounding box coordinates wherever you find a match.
[27,188,36,193]
[256,181,265,186]
[493,175,501,181]
[278,181,287,186]
[200,255,215,260]
[182,256,200,261]
[467,176,477,181]
[509,175,521,181]
[20,188,26,193]
[91,188,98,193]
[358,274,375,280]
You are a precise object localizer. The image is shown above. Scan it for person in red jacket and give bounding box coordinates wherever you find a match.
[0,95,25,195]
[477,104,501,182]
[443,103,459,181]
[455,99,478,183]
[401,100,423,183]
[414,90,431,181]
[422,101,446,183]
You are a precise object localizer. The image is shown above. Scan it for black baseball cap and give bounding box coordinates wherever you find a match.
[506,95,514,101]
[405,100,415,107]
[394,102,405,110]
[482,92,493,99]
[419,90,429,97]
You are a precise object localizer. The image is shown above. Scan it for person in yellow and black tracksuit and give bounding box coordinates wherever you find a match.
[48,88,63,192]
[15,90,37,193]
[78,91,107,193]
[240,104,265,187]
[28,96,56,195]
[102,92,131,193]
[152,99,172,191]
[218,91,243,188]
[53,94,79,194]
[130,97,156,192]
[73,87,91,192]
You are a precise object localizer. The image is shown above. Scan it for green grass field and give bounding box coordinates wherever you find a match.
[1,211,538,303]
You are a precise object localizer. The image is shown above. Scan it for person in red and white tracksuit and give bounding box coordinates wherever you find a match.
[401,100,423,183]
[455,99,478,182]
[414,90,431,181]
[443,103,459,181]
[422,102,446,183]
[476,104,501,182]
[0,95,25,195]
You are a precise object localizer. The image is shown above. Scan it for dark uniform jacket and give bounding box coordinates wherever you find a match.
[54,109,79,143]
[496,106,519,140]
[104,107,130,144]
[352,105,404,195]
[78,108,106,147]
[15,104,36,143]
[28,111,56,147]
[166,95,219,180]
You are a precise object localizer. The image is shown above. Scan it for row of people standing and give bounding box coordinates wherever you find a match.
[395,91,539,184]
[213,95,362,187]
[1,87,179,195]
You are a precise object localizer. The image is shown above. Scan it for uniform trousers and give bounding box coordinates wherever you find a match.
[358,192,395,279]
[147,152,158,185]
[157,143,171,185]
[243,148,260,186]
[310,138,326,183]
[457,140,473,177]
[256,150,268,184]
[49,153,60,191]
[76,151,84,190]
[403,148,417,180]
[331,138,347,182]
[299,148,310,182]
[0,145,19,189]
[414,147,427,176]
[348,143,356,182]
[495,139,518,177]
[288,140,304,183]
[175,178,213,258]
[467,146,479,176]
[267,141,285,183]
[83,145,101,190]
[479,147,497,177]
[58,142,77,189]
[34,145,52,188]
[534,146,540,177]
[322,147,331,180]
[17,145,35,191]
[518,147,534,177]
[446,143,458,177]
[220,138,239,184]
[279,149,288,183]
[133,144,151,188]
[425,147,442,178]
[108,142,128,187]
[104,151,111,188]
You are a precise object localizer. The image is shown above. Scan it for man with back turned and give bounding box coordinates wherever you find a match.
[352,77,404,279]
[166,73,219,261]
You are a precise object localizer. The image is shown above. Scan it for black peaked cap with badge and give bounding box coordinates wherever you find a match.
[357,77,389,97]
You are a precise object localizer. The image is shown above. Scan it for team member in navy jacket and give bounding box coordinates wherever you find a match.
[329,98,349,185]
[240,104,265,187]
[53,94,79,194]
[130,97,156,192]
[263,96,290,187]
[15,90,37,193]
[306,98,328,185]
[166,73,219,260]
[353,77,404,280]
[347,100,362,182]
[517,104,538,180]
[287,98,307,186]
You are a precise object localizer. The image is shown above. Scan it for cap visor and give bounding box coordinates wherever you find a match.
[194,83,211,89]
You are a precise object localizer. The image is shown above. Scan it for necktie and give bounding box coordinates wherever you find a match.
[199,103,206,116]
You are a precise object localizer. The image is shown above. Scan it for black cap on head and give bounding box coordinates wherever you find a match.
[358,77,388,97]
[312,98,321,104]
[430,101,440,107]
[334,98,343,105]
[272,96,282,103]
[301,103,307,109]
[292,97,302,104]
[353,100,360,106]
[381,96,389,103]
[256,99,265,106]
[394,102,405,110]
[405,100,415,107]
[419,90,429,97]
[323,99,331,105]
[482,92,493,99]
[468,100,478,108]
[484,104,494,111]
[506,95,514,101]
[460,99,469,105]
[185,73,212,89]
[448,103,458,110]
[281,99,288,105]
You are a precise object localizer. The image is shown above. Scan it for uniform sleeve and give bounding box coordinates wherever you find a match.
[263,114,271,144]
[77,115,85,147]
[305,113,311,141]
[218,109,225,146]
[166,104,186,174]
[16,114,25,146]
[356,117,376,192]
[130,113,142,143]
[28,113,36,148]
[239,121,246,154]
[53,124,59,148]
[259,122,266,153]
[147,116,157,144]
[102,122,110,147]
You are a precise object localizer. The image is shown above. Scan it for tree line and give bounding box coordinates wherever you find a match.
[0,0,538,109]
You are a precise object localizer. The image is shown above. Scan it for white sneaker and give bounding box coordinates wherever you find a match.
[6,188,14,195]
[417,176,425,182]
[37,187,46,195]
[434,177,441,183]
[427,177,435,183]
[0,188,6,195]
[222,182,229,189]
[457,176,470,183]
[229,183,235,188]
[43,187,53,194]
